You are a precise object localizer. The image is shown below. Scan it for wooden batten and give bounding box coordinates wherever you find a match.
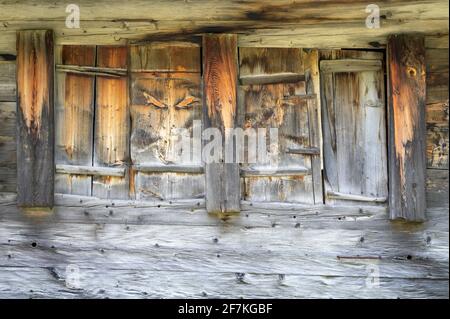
[203,34,240,214]
[387,34,427,221]
[16,30,54,207]
[320,59,382,73]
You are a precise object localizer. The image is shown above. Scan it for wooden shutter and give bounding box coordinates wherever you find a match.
[55,45,96,196]
[320,50,388,204]
[239,48,322,204]
[129,43,204,200]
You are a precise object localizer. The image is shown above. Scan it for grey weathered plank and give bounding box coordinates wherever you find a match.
[387,34,427,221]
[203,34,240,213]
[56,164,125,177]
[16,30,54,207]
[0,61,16,101]
[0,189,447,298]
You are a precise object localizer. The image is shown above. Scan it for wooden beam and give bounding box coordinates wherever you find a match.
[239,72,305,85]
[240,167,309,177]
[133,164,204,174]
[320,59,382,73]
[286,147,320,155]
[56,64,127,77]
[56,164,125,177]
[326,191,387,203]
[16,30,54,207]
[387,34,427,221]
[203,34,240,214]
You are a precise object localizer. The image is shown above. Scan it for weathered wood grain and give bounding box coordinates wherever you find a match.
[129,44,204,201]
[303,49,324,204]
[320,59,382,73]
[0,61,16,101]
[239,48,321,204]
[0,187,448,299]
[56,164,125,177]
[203,34,240,213]
[426,48,449,169]
[56,64,127,77]
[16,30,54,207]
[93,46,129,199]
[55,45,96,196]
[320,50,388,206]
[387,34,427,221]
[0,102,16,192]
[0,1,448,55]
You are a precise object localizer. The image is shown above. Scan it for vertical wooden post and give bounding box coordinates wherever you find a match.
[16,30,54,207]
[387,34,426,221]
[203,34,240,214]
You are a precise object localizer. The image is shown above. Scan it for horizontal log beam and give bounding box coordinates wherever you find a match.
[320,59,382,73]
[56,164,125,177]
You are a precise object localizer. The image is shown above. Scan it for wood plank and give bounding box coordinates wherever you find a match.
[241,167,309,177]
[426,104,448,172]
[56,64,127,77]
[0,61,16,101]
[129,43,200,72]
[303,49,323,204]
[55,45,96,196]
[387,34,427,221]
[56,164,125,177]
[326,191,387,203]
[93,46,129,199]
[16,30,54,207]
[286,147,320,155]
[320,59,382,73]
[239,73,305,85]
[134,164,204,174]
[203,34,240,213]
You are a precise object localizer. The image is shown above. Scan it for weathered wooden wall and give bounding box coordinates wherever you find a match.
[0,175,447,298]
[0,0,448,52]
